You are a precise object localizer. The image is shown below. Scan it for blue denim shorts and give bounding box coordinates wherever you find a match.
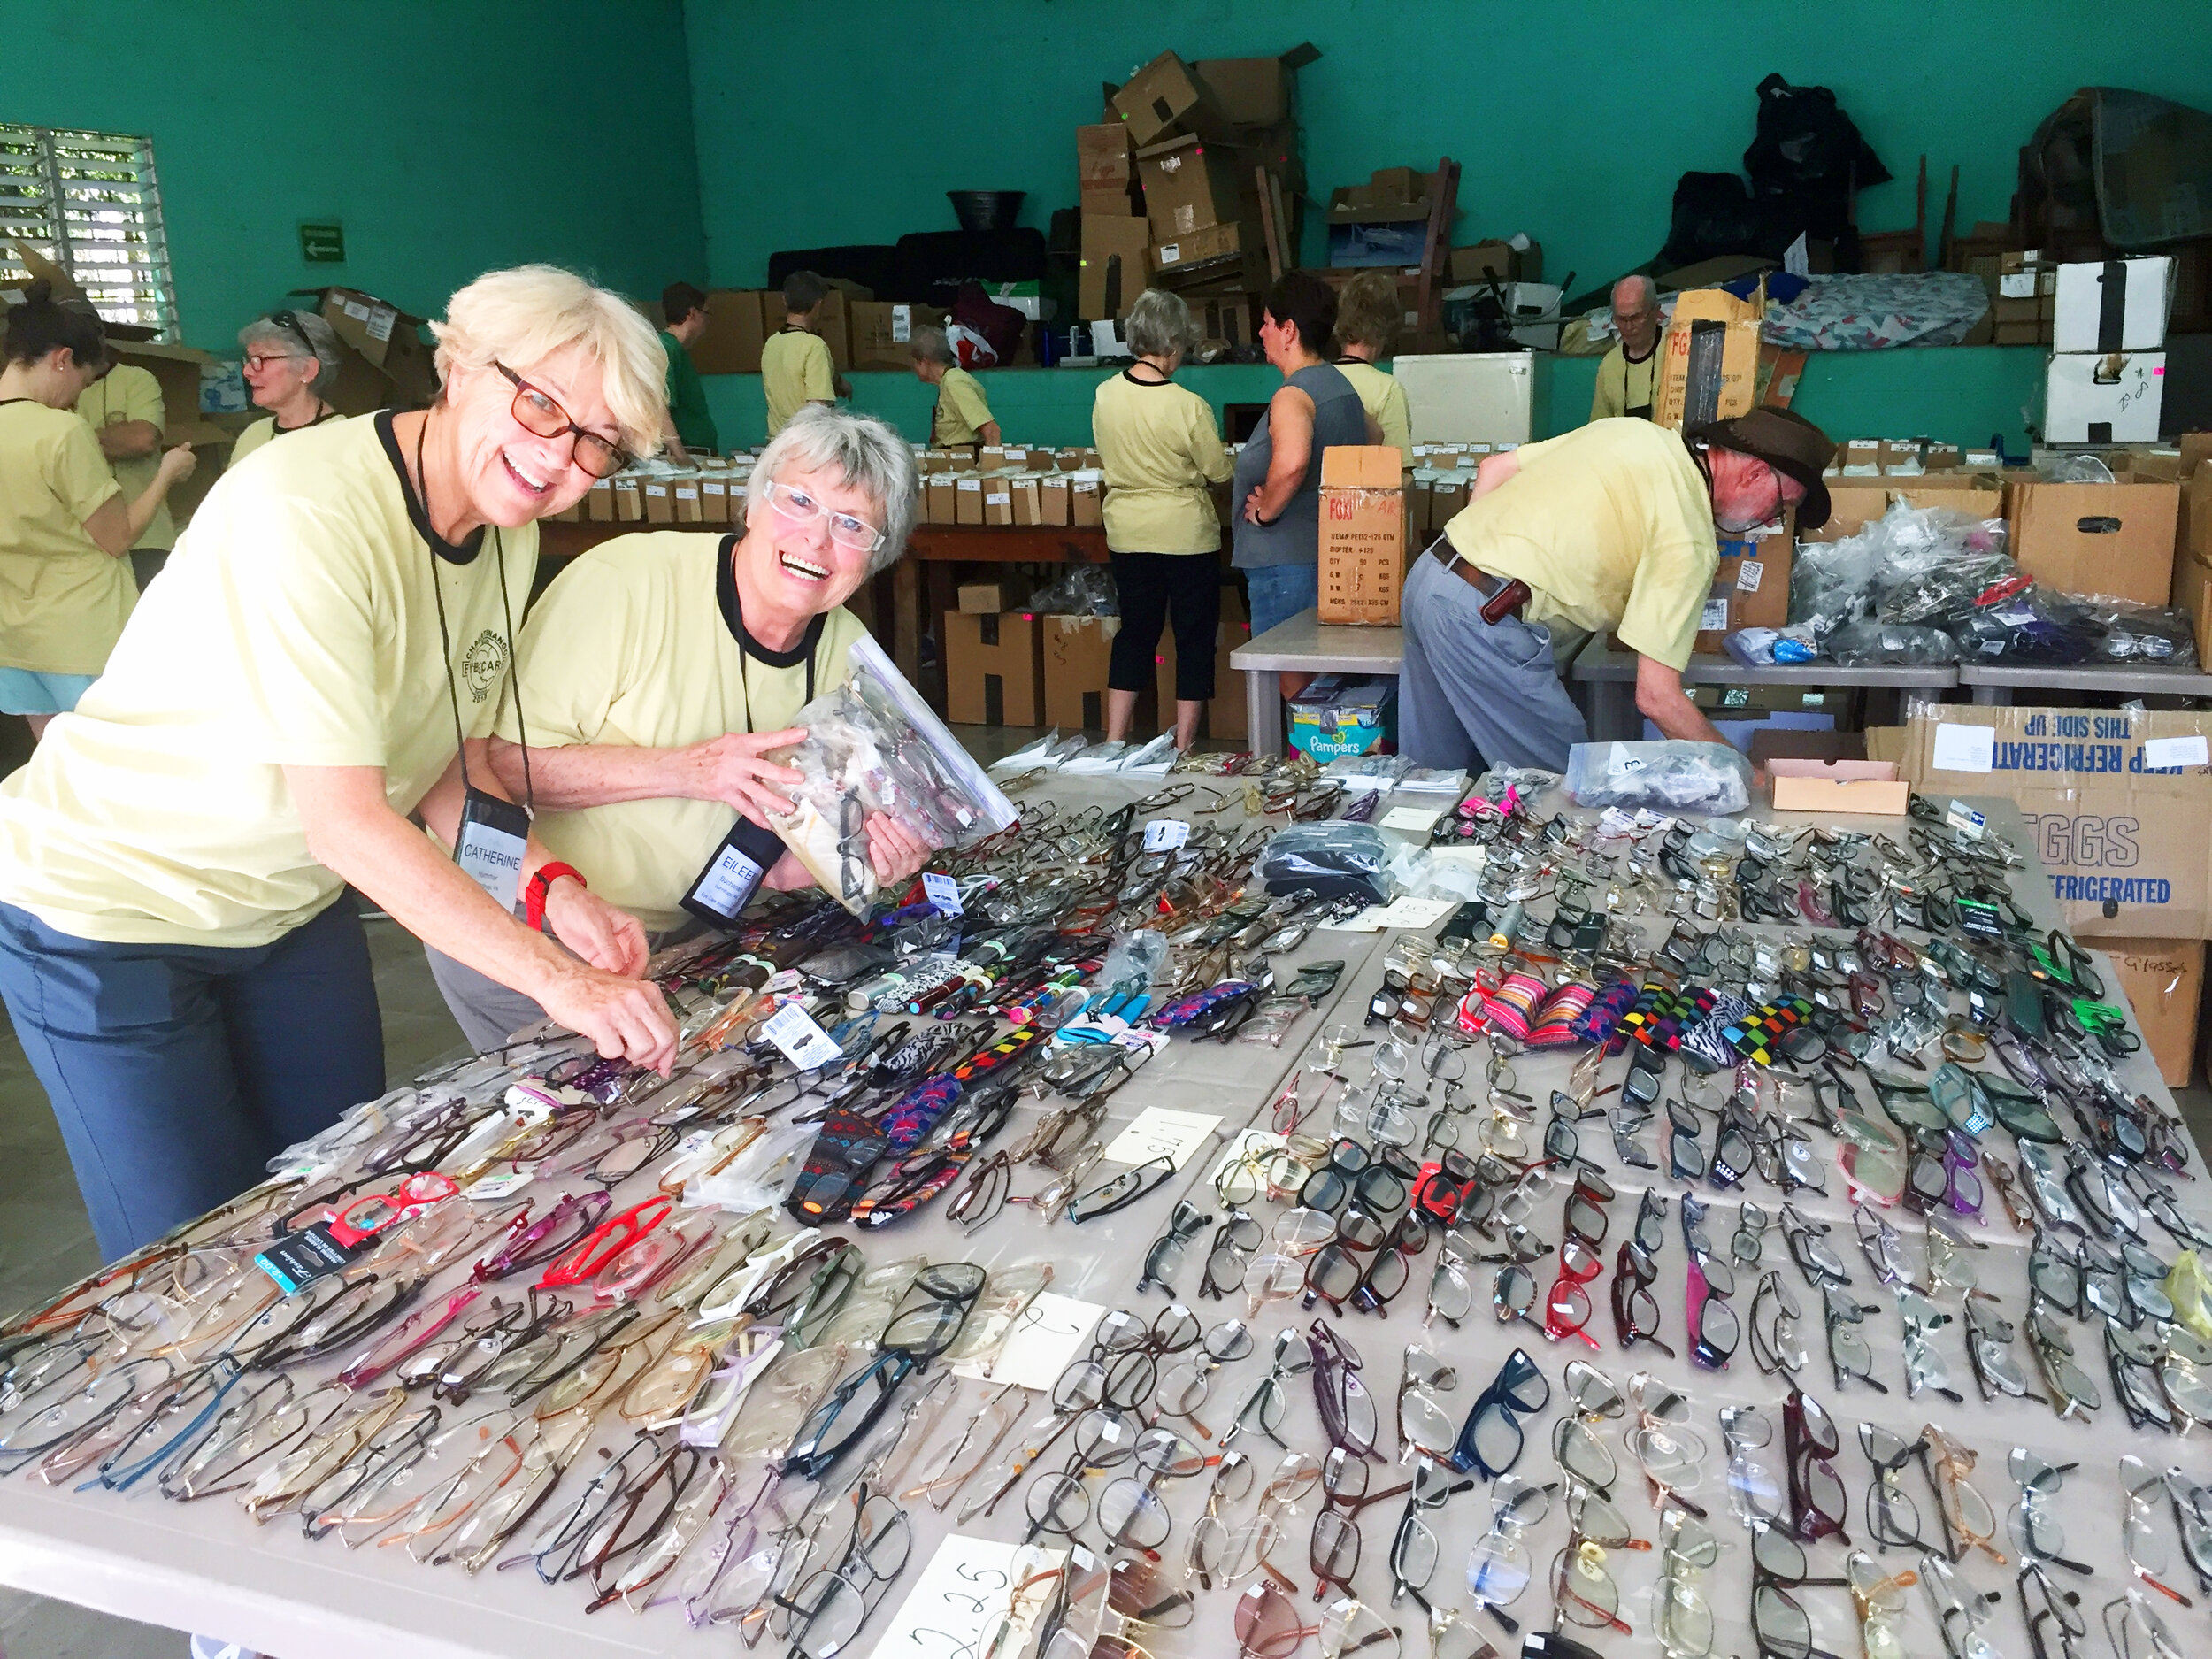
[1242,564,1319,640]
[0,668,97,716]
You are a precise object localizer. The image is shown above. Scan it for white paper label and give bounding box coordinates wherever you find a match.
[341,297,372,322]
[1931,722,1996,773]
[1142,818,1190,851]
[1700,598,1732,632]
[2144,734,2209,770]
[986,492,1010,507]
[922,872,964,916]
[875,1537,1064,1659]
[464,1164,537,1201]
[761,1002,842,1069]
[1381,805,1442,833]
[1946,800,1988,838]
[1736,558,1764,593]
[1160,242,1182,264]
[365,305,396,343]
[891,303,911,342]
[645,483,667,497]
[952,1293,1102,1386]
[2000,272,2036,298]
[958,477,981,491]
[1103,1107,1221,1170]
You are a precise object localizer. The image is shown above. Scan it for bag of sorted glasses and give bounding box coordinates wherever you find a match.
[761,634,1018,914]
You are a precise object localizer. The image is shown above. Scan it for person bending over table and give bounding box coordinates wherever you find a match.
[909,324,999,451]
[1232,270,1377,702]
[230,308,344,469]
[0,285,195,741]
[1332,269,1413,466]
[1398,409,1833,774]
[0,265,680,1259]
[429,404,932,1051]
[1094,288,1233,752]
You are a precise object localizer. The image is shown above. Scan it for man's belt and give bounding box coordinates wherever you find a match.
[1430,541,1532,624]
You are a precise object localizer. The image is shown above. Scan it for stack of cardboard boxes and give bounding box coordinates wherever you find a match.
[679,281,894,375]
[1079,45,1317,343]
[2042,256,2174,445]
[915,446,1105,528]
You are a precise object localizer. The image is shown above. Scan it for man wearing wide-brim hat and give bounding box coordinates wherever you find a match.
[1398,409,1834,772]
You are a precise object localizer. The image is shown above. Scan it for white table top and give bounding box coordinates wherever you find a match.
[1229,610,1403,674]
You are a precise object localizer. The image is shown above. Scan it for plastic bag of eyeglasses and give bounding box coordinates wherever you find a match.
[1947,582,2104,664]
[2067,593,2201,665]
[1254,822,1390,903]
[685,1121,817,1211]
[1094,927,1168,995]
[1319,752,1410,791]
[1563,740,1750,815]
[1823,620,1958,666]
[1024,561,1118,616]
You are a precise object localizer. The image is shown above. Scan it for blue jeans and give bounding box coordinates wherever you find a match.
[0,898,384,1259]
[1241,564,1319,640]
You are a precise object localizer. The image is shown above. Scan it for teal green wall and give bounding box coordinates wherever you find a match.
[702,346,2051,455]
[686,0,2207,456]
[14,1,706,352]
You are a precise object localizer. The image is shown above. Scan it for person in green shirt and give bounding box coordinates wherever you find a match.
[658,281,719,462]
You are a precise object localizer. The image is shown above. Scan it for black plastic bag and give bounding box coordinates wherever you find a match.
[1660,172,1762,266]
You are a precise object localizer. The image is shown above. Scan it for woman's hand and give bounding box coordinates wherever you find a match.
[536,963,680,1075]
[864,812,933,889]
[157,445,198,484]
[682,728,807,826]
[542,878,650,976]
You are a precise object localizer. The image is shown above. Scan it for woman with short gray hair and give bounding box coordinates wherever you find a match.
[229,308,345,465]
[429,403,931,1048]
[1090,288,1233,750]
[909,323,999,449]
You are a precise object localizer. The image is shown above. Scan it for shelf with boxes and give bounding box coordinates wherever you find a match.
[915,443,1106,529]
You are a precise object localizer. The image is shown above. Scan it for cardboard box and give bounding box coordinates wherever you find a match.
[2044,351,2166,445]
[1900,706,2212,938]
[699,474,730,522]
[1190,45,1319,127]
[1431,474,1468,526]
[1155,585,1251,741]
[922,473,956,526]
[1449,240,1543,284]
[1693,517,1793,652]
[1151,221,1255,275]
[1317,446,1407,626]
[689,290,768,375]
[944,611,1046,727]
[1769,759,1909,817]
[958,581,1014,615]
[315,287,437,407]
[1289,674,1396,762]
[673,480,702,523]
[2053,257,2175,354]
[1655,286,1764,431]
[1077,123,1136,188]
[1326,167,1430,225]
[1807,472,2008,542]
[1137,135,1245,242]
[982,476,1014,526]
[612,477,643,522]
[1110,51,1226,148]
[1010,474,1042,526]
[955,474,985,526]
[2008,472,2180,603]
[585,479,614,521]
[1041,474,1071,526]
[2175,456,2212,664]
[849,302,946,371]
[2096,935,2204,1086]
[1071,471,1104,527]
[1081,184,1144,221]
[1041,614,1120,730]
[641,479,673,524]
[1080,215,1152,319]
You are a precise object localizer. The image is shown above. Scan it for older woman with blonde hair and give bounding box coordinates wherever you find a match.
[1333,270,1414,465]
[0,263,681,1257]
[1092,288,1233,749]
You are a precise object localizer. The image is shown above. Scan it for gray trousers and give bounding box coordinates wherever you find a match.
[1398,550,1588,773]
[426,908,686,1054]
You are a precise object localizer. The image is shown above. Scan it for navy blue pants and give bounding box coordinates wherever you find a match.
[0,897,385,1260]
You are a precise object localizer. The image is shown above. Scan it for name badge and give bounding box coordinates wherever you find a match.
[455,786,531,910]
[681,816,791,929]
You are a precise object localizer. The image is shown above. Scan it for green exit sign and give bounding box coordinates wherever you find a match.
[299,220,345,264]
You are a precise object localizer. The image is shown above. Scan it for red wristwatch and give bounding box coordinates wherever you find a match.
[526,862,585,932]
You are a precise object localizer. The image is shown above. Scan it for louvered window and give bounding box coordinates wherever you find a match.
[0,125,178,341]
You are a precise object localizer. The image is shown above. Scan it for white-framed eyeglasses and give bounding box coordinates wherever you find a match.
[762,478,885,553]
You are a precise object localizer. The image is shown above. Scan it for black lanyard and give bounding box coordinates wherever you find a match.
[716,533,819,733]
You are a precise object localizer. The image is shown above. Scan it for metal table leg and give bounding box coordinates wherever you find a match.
[1246,669,1282,755]
[1969,682,2009,706]
[1588,679,1639,741]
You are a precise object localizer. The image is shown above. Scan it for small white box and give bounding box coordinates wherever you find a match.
[2044,351,2166,445]
[2053,257,2174,354]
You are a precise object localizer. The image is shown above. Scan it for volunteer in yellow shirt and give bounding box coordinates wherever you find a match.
[1333,270,1414,465]
[1093,289,1234,751]
[1399,411,1833,772]
[428,406,931,1048]
[0,286,196,740]
[73,359,179,589]
[229,308,343,468]
[0,265,682,1257]
[1590,275,1664,422]
[908,325,999,449]
[761,269,847,438]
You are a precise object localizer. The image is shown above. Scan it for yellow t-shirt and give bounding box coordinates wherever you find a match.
[74,365,173,551]
[1335,359,1413,465]
[932,366,994,447]
[0,413,537,947]
[1093,371,1233,556]
[499,531,865,933]
[761,328,836,438]
[1589,342,1663,422]
[1441,418,1717,672]
[0,400,130,675]
[229,408,344,468]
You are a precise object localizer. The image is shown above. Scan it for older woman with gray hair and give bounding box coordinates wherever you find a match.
[429,403,930,1049]
[229,307,345,465]
[908,323,999,449]
[0,264,680,1258]
[1091,287,1233,749]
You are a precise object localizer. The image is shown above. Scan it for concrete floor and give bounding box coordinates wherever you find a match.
[0,710,2209,1656]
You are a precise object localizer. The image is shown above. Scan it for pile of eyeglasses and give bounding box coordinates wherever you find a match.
[2,772,2208,1659]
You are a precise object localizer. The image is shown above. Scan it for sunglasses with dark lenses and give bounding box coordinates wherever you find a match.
[1453,1348,1550,1478]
